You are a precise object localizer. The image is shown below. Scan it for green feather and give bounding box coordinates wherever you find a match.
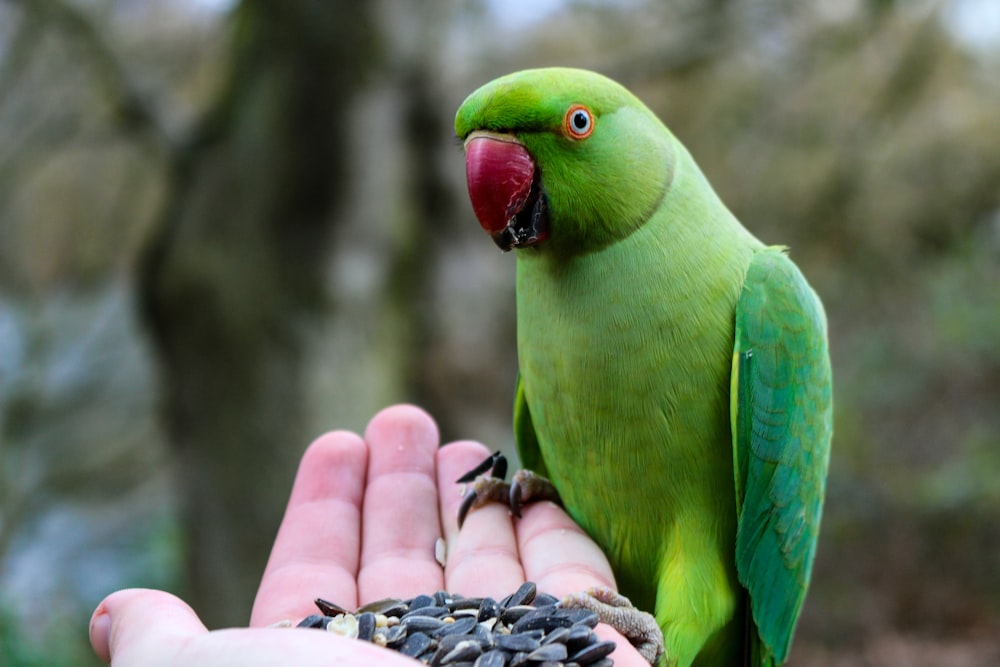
[732,248,833,665]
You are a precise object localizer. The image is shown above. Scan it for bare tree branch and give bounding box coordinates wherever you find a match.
[6,0,173,152]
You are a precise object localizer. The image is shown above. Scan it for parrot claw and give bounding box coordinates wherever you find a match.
[457,451,511,528]
[455,450,508,483]
[509,468,562,518]
[456,474,513,528]
[456,453,561,526]
[560,587,665,666]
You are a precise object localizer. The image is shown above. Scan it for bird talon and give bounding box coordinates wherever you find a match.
[510,469,562,513]
[561,587,665,665]
[509,480,523,518]
[455,474,514,528]
[455,450,508,483]
[456,488,479,528]
[455,455,560,526]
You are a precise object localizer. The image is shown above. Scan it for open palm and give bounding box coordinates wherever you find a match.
[90,405,646,666]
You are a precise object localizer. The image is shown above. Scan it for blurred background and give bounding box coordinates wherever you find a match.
[1,0,998,664]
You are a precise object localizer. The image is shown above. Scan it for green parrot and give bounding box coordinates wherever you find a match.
[453,68,832,667]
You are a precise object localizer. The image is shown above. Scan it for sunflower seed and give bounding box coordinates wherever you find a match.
[314,598,349,616]
[357,612,376,641]
[436,616,478,637]
[569,640,616,665]
[400,631,434,658]
[295,614,326,629]
[534,593,560,607]
[441,639,483,664]
[478,597,500,622]
[403,615,446,634]
[403,605,452,620]
[494,632,541,652]
[527,642,568,662]
[503,581,537,608]
[293,582,617,666]
[473,649,507,667]
[410,594,436,610]
[358,598,409,617]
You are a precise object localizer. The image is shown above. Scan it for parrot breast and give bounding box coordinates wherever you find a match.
[464,132,549,251]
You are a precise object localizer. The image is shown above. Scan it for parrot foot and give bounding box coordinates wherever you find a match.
[455,452,561,527]
[508,468,561,517]
[561,587,664,666]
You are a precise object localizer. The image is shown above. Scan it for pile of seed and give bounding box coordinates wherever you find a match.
[295,581,616,666]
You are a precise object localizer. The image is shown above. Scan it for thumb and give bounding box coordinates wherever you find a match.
[90,588,208,664]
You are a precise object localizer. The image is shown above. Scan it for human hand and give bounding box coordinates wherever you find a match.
[89,404,648,666]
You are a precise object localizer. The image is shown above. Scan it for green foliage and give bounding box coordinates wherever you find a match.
[0,606,97,667]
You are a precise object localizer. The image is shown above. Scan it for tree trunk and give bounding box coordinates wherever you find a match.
[137,0,372,628]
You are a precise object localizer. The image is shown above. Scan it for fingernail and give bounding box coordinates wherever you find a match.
[90,606,112,662]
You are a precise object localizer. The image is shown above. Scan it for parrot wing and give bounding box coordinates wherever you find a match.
[731,247,833,666]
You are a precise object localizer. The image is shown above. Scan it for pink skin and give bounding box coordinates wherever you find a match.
[89,404,647,667]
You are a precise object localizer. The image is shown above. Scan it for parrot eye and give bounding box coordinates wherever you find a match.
[563,104,594,139]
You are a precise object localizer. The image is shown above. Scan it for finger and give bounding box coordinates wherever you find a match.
[593,624,652,667]
[437,441,525,598]
[357,405,445,602]
[514,500,617,597]
[251,430,368,626]
[91,589,434,667]
[90,588,206,665]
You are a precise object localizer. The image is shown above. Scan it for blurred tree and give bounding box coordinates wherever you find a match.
[136,0,374,627]
[1,0,998,663]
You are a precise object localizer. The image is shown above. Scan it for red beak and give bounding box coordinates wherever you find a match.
[464,134,548,250]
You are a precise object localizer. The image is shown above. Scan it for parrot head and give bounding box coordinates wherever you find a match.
[455,68,675,255]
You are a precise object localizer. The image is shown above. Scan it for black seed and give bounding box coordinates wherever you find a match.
[297,583,616,666]
[314,598,349,616]
[400,631,434,658]
[554,607,600,628]
[508,651,531,667]
[566,623,597,650]
[499,605,535,625]
[448,596,484,612]
[359,598,409,617]
[442,639,483,664]
[436,616,478,637]
[541,627,570,645]
[403,605,451,620]
[296,614,326,629]
[421,649,441,665]
[403,615,446,634]
[570,639,616,665]
[383,624,407,647]
[534,593,559,607]
[510,605,569,633]
[478,597,500,622]
[527,643,568,661]
[505,581,537,608]
[494,633,540,652]
[410,594,435,610]
[472,622,493,647]
[357,612,376,641]
[473,649,508,667]
[438,633,474,652]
